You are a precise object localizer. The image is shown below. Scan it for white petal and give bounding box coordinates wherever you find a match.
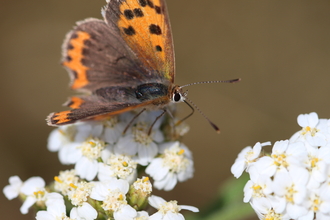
[76,202,98,220]
[113,205,137,220]
[20,177,45,195]
[230,159,246,178]
[47,129,62,152]
[3,176,22,200]
[272,140,289,154]
[287,203,308,219]
[148,195,166,209]
[75,157,98,181]
[20,196,36,214]
[179,205,199,212]
[146,158,169,180]
[164,212,184,220]
[36,211,55,220]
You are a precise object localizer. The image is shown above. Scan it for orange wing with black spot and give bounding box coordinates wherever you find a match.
[104,0,175,82]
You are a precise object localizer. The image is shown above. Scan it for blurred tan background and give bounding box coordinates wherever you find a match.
[1,0,330,219]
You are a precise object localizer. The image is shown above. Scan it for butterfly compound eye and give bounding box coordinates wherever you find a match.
[174,93,181,102]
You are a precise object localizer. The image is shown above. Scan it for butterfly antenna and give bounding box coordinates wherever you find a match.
[180,78,241,88]
[181,97,220,134]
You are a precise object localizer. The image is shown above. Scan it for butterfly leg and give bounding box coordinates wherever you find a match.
[122,108,146,134]
[148,109,167,136]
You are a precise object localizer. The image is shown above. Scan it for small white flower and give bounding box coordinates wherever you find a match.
[70,202,97,220]
[132,177,152,194]
[243,166,273,203]
[66,138,105,180]
[47,125,76,152]
[67,181,97,220]
[272,168,309,219]
[102,116,125,145]
[146,142,194,191]
[54,169,79,196]
[255,140,307,177]
[299,190,330,220]
[115,121,163,165]
[98,154,137,183]
[148,195,198,220]
[19,176,46,214]
[90,179,137,220]
[35,193,68,220]
[67,181,94,206]
[304,144,330,189]
[3,175,23,200]
[251,197,290,220]
[231,142,271,178]
[290,112,328,147]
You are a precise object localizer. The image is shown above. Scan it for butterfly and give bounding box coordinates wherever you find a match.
[47,0,239,131]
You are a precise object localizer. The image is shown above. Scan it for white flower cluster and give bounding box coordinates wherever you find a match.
[231,112,330,220]
[3,110,198,220]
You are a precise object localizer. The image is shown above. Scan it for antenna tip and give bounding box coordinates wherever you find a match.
[231,78,241,83]
[209,121,220,134]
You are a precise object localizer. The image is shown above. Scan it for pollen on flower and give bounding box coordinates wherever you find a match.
[285,186,298,203]
[54,170,79,195]
[272,153,289,168]
[106,155,137,179]
[78,138,105,160]
[68,182,93,206]
[263,209,283,220]
[252,184,265,198]
[132,122,153,145]
[162,145,189,173]
[133,177,152,193]
[311,196,321,212]
[301,126,319,136]
[103,116,119,128]
[101,190,127,211]
[310,157,319,168]
[33,190,45,198]
[159,200,180,215]
[54,176,62,183]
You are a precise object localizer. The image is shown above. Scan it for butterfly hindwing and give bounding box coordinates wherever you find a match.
[104,0,175,82]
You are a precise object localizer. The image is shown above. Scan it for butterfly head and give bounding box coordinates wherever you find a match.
[170,85,187,103]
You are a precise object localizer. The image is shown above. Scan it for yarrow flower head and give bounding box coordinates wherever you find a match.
[232,112,330,220]
[4,107,197,220]
[146,141,194,191]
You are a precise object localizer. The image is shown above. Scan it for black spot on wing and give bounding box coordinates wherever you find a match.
[155,6,161,14]
[133,8,144,17]
[155,45,162,52]
[149,24,162,35]
[124,9,134,20]
[147,0,154,8]
[138,0,147,7]
[123,26,136,36]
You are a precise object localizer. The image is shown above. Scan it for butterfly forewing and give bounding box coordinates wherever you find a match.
[105,0,175,83]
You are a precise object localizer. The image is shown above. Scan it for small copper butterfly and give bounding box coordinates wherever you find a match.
[47,0,239,130]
